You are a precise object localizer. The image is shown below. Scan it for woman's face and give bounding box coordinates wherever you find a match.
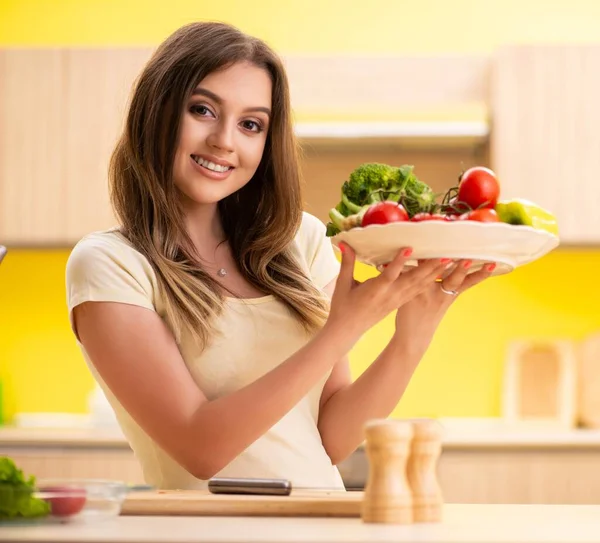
[173,61,272,210]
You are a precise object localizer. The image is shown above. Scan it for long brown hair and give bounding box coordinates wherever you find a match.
[109,22,329,347]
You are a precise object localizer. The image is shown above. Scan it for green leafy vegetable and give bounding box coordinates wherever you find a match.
[326,162,436,236]
[0,457,50,520]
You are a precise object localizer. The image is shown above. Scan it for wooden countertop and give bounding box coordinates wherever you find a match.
[1,504,600,542]
[4,424,600,449]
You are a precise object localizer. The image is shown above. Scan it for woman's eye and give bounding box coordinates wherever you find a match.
[242,120,263,133]
[191,105,213,116]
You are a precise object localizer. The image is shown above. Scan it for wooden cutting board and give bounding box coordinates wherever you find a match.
[121,489,363,517]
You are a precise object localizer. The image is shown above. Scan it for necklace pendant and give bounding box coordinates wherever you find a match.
[217,268,227,278]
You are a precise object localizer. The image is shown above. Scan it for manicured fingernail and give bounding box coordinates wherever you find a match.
[339,243,346,253]
[463,260,472,269]
[441,258,451,264]
[402,248,413,257]
[486,263,496,272]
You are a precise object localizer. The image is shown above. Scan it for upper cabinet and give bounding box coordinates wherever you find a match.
[490,45,600,244]
[0,50,67,245]
[287,54,492,223]
[286,54,490,150]
[6,45,599,245]
[0,49,491,245]
[0,49,150,245]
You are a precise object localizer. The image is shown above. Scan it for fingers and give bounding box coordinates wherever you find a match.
[459,262,497,292]
[336,242,357,293]
[379,247,413,281]
[439,259,473,294]
[404,257,452,286]
[441,260,496,295]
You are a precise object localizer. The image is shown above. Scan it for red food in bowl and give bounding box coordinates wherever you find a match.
[43,486,87,517]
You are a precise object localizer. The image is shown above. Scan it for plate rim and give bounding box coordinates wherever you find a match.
[330,220,559,243]
[329,219,560,273]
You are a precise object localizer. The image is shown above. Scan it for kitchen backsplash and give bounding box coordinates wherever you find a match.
[1,246,599,422]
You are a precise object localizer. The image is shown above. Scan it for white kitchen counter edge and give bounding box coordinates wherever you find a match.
[1,504,600,543]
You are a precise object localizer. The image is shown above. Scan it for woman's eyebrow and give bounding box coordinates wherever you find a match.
[192,87,271,116]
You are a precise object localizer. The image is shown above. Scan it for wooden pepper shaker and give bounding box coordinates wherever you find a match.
[407,418,443,522]
[361,419,414,524]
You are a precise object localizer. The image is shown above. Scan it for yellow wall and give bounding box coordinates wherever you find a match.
[1,0,600,422]
[2,247,600,421]
[0,251,95,420]
[3,0,600,52]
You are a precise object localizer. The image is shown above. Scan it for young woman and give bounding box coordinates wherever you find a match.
[66,21,494,491]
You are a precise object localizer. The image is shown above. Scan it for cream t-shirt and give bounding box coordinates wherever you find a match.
[66,212,346,491]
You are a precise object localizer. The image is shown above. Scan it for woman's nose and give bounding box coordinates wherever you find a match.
[207,121,235,153]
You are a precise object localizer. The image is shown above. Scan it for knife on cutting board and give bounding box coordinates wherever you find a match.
[207,477,351,496]
[209,477,292,496]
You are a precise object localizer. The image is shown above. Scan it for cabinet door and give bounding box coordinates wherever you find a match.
[490,45,600,244]
[0,49,150,245]
[0,50,67,244]
[62,49,150,242]
[1,48,489,244]
[0,447,145,483]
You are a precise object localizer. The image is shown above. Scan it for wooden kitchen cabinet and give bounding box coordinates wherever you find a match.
[490,44,600,244]
[5,441,600,504]
[0,49,149,245]
[339,434,600,504]
[6,44,599,245]
[0,446,144,483]
[0,48,489,245]
[0,427,145,483]
[4,427,600,504]
[0,50,67,245]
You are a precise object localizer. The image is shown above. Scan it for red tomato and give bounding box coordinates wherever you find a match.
[43,486,87,517]
[362,201,409,226]
[460,208,501,222]
[411,213,451,222]
[457,167,500,210]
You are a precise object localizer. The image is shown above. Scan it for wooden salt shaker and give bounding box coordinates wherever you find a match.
[407,418,443,522]
[361,419,414,524]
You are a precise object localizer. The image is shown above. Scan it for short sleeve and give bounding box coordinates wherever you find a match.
[296,212,341,289]
[66,232,157,337]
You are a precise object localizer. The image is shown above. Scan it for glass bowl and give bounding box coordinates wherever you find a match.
[0,479,129,525]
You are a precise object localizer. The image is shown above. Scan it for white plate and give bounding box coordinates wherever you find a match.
[331,221,559,276]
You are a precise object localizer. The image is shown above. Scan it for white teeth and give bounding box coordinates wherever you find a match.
[193,156,231,173]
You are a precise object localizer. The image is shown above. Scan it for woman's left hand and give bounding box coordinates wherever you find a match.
[391,259,496,361]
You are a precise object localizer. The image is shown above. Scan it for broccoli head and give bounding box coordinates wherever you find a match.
[342,163,434,216]
[325,162,437,236]
[392,164,436,217]
[341,163,399,213]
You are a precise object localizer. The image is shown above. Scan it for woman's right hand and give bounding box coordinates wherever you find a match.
[324,243,450,347]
